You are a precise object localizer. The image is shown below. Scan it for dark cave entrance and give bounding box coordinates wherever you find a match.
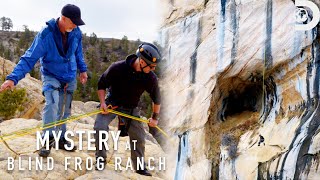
[220,78,263,121]
[207,75,266,179]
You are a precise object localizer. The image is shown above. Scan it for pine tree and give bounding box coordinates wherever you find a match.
[0,43,4,57]
[121,35,129,53]
[4,49,11,60]
[89,32,98,46]
[0,88,27,119]
[0,17,13,31]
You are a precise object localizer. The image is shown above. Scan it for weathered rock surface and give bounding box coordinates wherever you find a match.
[0,117,168,179]
[159,0,320,179]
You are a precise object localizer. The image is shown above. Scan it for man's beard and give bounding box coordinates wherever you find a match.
[66,28,73,32]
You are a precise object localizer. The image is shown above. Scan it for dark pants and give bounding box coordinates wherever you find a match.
[94,107,145,170]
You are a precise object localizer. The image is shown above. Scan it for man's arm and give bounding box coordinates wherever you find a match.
[97,89,109,114]
[152,103,161,114]
[97,64,116,114]
[75,32,87,73]
[97,90,106,105]
[75,32,88,84]
[146,74,161,127]
[0,80,14,92]
[6,33,46,86]
[79,72,88,84]
[149,103,161,127]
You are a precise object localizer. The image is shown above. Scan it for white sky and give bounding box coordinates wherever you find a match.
[0,0,163,42]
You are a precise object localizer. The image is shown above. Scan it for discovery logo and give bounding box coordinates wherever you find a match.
[295,0,320,31]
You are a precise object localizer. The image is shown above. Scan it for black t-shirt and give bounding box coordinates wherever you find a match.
[61,32,68,54]
[98,54,161,108]
[56,18,68,54]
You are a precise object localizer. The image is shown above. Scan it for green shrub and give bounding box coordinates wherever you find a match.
[139,91,152,118]
[0,88,27,119]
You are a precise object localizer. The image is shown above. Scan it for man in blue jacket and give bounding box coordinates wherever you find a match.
[0,4,88,157]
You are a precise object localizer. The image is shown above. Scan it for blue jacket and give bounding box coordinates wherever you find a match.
[7,18,87,85]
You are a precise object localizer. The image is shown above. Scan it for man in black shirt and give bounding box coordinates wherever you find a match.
[94,43,161,176]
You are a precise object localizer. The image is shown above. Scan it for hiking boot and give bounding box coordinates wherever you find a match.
[136,169,152,176]
[58,138,77,152]
[95,157,106,171]
[38,138,55,157]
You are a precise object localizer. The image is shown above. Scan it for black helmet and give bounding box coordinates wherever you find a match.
[136,42,161,65]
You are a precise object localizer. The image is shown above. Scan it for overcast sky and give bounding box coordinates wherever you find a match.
[0,0,163,42]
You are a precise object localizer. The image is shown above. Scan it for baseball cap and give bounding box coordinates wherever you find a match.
[61,4,85,26]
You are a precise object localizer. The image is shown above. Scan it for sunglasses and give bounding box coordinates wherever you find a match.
[149,65,156,69]
[142,59,156,70]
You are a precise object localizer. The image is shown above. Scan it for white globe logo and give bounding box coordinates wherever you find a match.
[295,8,308,23]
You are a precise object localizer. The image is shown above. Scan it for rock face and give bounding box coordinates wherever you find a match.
[159,0,320,179]
[0,57,44,120]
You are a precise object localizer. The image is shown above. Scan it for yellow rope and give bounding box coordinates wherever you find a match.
[0,110,101,141]
[0,133,19,156]
[0,110,101,138]
[0,109,171,142]
[108,109,171,139]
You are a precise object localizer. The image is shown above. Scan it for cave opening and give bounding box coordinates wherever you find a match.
[220,78,263,121]
[206,75,265,179]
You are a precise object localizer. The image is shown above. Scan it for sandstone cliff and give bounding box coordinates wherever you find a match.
[159,0,320,179]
